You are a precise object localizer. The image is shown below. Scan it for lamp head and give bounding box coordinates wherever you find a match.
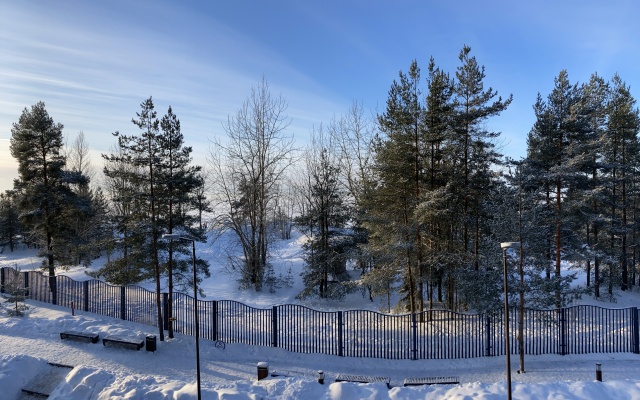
[500,242,520,250]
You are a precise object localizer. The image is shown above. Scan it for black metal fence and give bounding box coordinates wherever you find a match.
[1,267,639,360]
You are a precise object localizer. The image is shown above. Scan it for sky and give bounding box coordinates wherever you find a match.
[2,0,640,193]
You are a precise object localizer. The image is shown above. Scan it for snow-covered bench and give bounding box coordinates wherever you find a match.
[102,335,144,350]
[403,376,459,386]
[335,374,390,388]
[60,330,100,343]
[270,369,315,378]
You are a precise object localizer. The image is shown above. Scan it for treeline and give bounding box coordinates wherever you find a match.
[2,46,639,316]
[3,98,209,341]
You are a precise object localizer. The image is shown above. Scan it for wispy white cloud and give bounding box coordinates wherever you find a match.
[0,0,344,188]
[2,0,640,193]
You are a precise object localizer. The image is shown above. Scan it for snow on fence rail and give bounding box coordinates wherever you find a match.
[1,267,639,360]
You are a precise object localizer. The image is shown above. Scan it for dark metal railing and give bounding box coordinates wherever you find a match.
[1,267,638,360]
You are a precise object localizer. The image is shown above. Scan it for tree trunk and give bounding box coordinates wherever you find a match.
[555,178,562,308]
[621,139,628,291]
[149,136,164,342]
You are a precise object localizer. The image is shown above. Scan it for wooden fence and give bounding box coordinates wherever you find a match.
[1,267,639,360]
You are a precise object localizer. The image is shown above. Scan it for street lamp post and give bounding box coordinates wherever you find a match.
[162,234,201,400]
[500,241,519,400]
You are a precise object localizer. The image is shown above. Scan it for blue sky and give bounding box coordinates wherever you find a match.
[1,0,639,193]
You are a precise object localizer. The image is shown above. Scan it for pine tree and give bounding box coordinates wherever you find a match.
[192,172,211,232]
[452,45,512,273]
[105,97,165,341]
[369,60,424,312]
[158,105,209,338]
[0,190,22,252]
[579,74,610,296]
[418,45,511,311]
[58,178,96,266]
[366,48,511,312]
[99,141,150,284]
[9,102,86,302]
[99,102,210,332]
[419,57,455,310]
[296,128,352,299]
[526,71,590,307]
[604,74,640,292]
[87,187,113,259]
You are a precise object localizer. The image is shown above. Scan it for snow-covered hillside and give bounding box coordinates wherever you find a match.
[2,229,640,399]
[3,228,639,310]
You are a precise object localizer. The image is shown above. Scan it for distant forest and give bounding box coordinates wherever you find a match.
[2,46,639,316]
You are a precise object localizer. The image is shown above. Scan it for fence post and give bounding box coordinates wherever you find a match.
[120,286,126,320]
[633,307,639,354]
[338,311,344,357]
[23,271,30,298]
[411,312,418,360]
[559,308,566,355]
[485,315,492,357]
[49,275,57,305]
[162,293,169,330]
[83,280,89,311]
[272,306,278,348]
[212,300,218,342]
[0,268,5,293]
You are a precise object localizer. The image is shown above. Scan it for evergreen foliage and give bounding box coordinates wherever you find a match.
[368,59,425,312]
[525,71,640,304]
[329,102,376,302]
[526,70,590,307]
[5,50,640,316]
[0,190,22,252]
[296,128,353,299]
[9,102,93,290]
[367,47,512,313]
[97,97,209,341]
[159,105,208,338]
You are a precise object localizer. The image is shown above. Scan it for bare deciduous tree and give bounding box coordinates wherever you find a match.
[208,77,295,291]
[66,131,95,184]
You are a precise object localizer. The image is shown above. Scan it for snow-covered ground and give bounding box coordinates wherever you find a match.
[2,229,640,399]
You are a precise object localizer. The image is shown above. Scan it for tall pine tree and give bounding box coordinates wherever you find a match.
[526,71,590,307]
[296,128,352,299]
[159,105,208,338]
[605,74,640,292]
[10,102,88,302]
[370,60,424,312]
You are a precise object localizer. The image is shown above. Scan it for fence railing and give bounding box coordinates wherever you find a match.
[2,267,639,360]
